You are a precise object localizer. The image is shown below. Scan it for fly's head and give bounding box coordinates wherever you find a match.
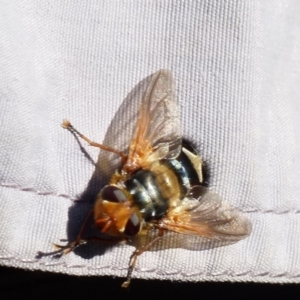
[94,185,141,237]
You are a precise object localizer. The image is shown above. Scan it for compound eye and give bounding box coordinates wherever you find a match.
[124,213,140,236]
[101,186,127,203]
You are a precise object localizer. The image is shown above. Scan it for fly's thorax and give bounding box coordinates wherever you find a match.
[124,145,205,222]
[124,160,185,222]
[94,185,142,237]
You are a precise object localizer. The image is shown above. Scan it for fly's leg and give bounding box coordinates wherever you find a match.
[36,209,94,258]
[53,236,126,256]
[52,208,94,256]
[62,120,127,164]
[121,230,165,288]
[37,208,127,259]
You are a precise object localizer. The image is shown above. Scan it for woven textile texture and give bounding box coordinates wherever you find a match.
[1,0,300,283]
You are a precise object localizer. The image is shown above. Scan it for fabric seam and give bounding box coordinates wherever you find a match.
[1,181,299,214]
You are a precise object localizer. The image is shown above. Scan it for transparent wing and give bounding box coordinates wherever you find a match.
[124,69,181,172]
[166,186,252,239]
[131,187,252,251]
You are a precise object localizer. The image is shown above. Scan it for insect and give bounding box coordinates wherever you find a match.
[53,70,251,287]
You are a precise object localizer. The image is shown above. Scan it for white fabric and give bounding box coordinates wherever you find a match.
[1,0,300,284]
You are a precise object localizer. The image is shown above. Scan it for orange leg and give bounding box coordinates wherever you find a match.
[62,119,127,164]
[122,230,165,288]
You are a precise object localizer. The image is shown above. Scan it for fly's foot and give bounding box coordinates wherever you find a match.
[53,239,87,256]
[61,119,72,129]
[121,279,131,289]
[36,239,87,259]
